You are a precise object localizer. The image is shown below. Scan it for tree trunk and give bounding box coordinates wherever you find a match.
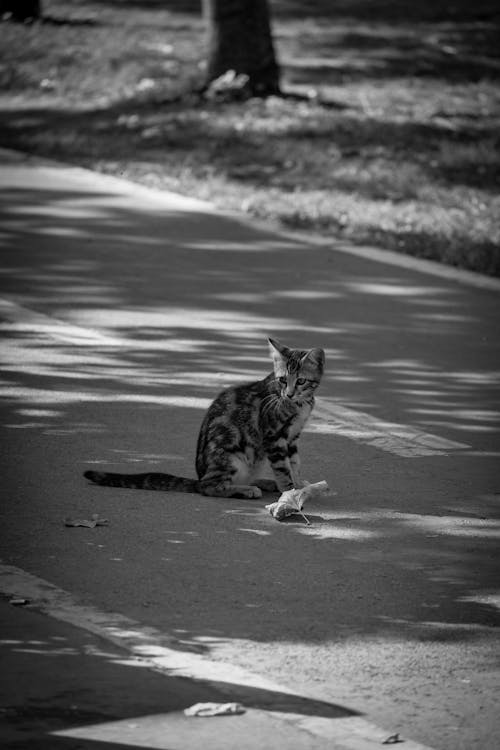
[203,0,281,97]
[0,0,41,21]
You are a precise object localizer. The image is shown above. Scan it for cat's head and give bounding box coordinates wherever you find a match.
[268,337,325,404]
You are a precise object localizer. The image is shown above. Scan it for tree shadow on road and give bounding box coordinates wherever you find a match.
[0,598,355,750]
[0,177,499,666]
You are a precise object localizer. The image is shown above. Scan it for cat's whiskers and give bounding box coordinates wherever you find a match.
[261,392,281,420]
[271,398,281,419]
[275,394,292,418]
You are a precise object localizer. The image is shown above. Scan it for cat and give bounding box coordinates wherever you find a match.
[84,338,325,499]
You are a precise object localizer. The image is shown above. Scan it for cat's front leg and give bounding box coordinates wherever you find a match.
[265,437,295,492]
[288,440,305,489]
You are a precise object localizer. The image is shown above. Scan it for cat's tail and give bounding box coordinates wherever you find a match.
[84,470,200,493]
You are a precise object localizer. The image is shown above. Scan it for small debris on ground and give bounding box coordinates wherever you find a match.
[64,513,109,528]
[9,598,30,606]
[184,702,246,717]
[266,480,330,523]
[382,733,404,744]
[205,70,251,102]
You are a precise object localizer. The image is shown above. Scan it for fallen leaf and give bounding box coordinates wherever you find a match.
[266,480,329,523]
[383,733,404,745]
[64,513,109,528]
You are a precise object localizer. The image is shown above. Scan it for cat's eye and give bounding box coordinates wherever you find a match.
[296,377,306,385]
[279,376,287,384]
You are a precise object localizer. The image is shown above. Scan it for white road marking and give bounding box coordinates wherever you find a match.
[1,295,471,457]
[309,399,470,457]
[0,385,211,410]
[0,297,124,347]
[0,563,436,750]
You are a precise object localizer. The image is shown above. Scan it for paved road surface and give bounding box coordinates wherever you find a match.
[0,149,499,749]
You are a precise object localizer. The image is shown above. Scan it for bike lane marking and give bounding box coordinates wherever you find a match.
[309,399,470,457]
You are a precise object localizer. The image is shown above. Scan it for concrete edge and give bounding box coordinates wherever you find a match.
[0,147,215,213]
[1,146,499,293]
[222,213,500,293]
[0,562,437,750]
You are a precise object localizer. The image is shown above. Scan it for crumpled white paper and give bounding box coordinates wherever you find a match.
[265,480,329,524]
[184,702,246,717]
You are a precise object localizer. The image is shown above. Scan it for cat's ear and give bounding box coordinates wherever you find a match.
[305,347,325,374]
[268,337,290,372]
[268,338,291,358]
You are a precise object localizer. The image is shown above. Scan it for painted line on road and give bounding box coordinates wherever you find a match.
[0,297,125,347]
[0,295,470,458]
[309,399,470,457]
[0,562,436,750]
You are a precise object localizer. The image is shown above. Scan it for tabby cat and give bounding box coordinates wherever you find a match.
[84,338,325,499]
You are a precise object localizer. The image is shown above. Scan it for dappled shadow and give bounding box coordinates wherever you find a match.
[0,599,353,750]
[46,0,500,82]
[63,0,500,24]
[1,13,99,27]
[272,0,499,23]
[0,163,499,666]
[37,16,99,27]
[282,24,500,84]
[1,0,498,280]
[0,95,498,200]
[90,0,200,12]
[0,175,498,438]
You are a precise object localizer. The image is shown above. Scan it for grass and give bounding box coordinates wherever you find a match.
[1,0,499,275]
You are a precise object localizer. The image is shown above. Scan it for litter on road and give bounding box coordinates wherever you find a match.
[184,702,246,717]
[266,480,329,523]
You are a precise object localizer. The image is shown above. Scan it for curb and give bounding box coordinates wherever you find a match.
[1,146,499,293]
[0,563,437,750]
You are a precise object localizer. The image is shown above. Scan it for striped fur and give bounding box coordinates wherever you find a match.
[84,338,325,499]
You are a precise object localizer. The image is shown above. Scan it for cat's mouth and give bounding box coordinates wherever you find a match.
[283,394,303,406]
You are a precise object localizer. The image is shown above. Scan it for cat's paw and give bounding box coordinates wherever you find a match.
[255,479,278,492]
[229,484,263,499]
[245,485,263,499]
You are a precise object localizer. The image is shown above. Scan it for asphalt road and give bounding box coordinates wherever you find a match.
[1,148,499,750]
